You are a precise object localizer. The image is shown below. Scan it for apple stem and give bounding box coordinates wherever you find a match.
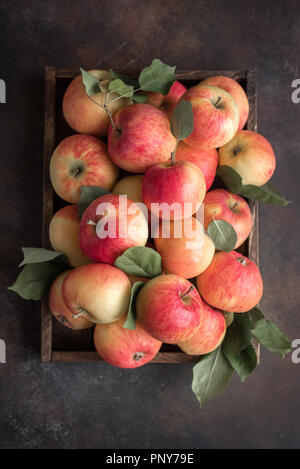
[182,285,195,299]
[103,104,121,134]
[73,311,85,320]
[171,139,179,166]
[214,96,222,108]
[231,201,240,211]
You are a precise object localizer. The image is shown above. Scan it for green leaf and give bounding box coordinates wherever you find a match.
[80,68,100,96]
[123,281,145,330]
[170,100,194,141]
[109,69,139,88]
[138,58,176,95]
[224,311,234,327]
[19,248,67,267]
[222,315,252,357]
[207,219,237,252]
[225,344,257,382]
[114,247,162,278]
[132,94,147,103]
[240,183,290,206]
[108,79,134,98]
[192,347,234,407]
[78,186,110,219]
[247,306,264,327]
[251,318,292,358]
[7,262,63,300]
[217,166,243,194]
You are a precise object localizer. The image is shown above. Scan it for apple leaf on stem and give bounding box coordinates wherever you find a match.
[109,69,139,88]
[192,347,234,407]
[78,186,110,219]
[108,79,134,98]
[222,315,256,381]
[114,246,162,278]
[132,94,147,103]
[19,247,69,267]
[138,58,176,95]
[240,183,290,206]
[80,68,101,96]
[207,219,237,252]
[216,166,242,194]
[170,100,194,142]
[123,281,145,330]
[251,319,292,358]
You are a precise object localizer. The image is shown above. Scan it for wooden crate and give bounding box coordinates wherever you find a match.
[41,68,258,363]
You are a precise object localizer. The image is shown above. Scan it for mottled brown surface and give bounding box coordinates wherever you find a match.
[0,0,299,449]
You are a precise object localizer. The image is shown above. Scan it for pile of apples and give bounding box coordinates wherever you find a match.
[44,63,278,371]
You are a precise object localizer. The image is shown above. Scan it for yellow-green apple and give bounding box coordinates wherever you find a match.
[136,274,203,344]
[201,75,249,130]
[49,205,91,267]
[181,84,239,149]
[178,300,226,355]
[175,141,218,191]
[62,263,131,324]
[219,130,276,186]
[203,189,253,248]
[107,103,176,173]
[146,80,187,119]
[154,217,215,279]
[63,70,131,137]
[112,175,144,203]
[94,316,162,368]
[143,160,206,220]
[79,193,148,264]
[196,251,263,313]
[49,271,93,330]
[50,134,119,203]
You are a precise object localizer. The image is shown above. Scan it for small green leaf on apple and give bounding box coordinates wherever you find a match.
[19,247,69,268]
[207,219,237,252]
[251,318,292,358]
[192,347,234,407]
[114,246,162,278]
[78,185,111,219]
[216,166,243,194]
[80,68,101,96]
[108,79,134,98]
[109,69,139,88]
[7,261,64,301]
[170,100,194,142]
[138,58,176,95]
[123,281,145,330]
[240,183,290,206]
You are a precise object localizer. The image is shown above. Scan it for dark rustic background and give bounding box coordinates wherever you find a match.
[0,0,299,449]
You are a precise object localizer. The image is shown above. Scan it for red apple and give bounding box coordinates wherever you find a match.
[196,251,263,313]
[219,130,276,186]
[49,271,93,330]
[62,70,131,137]
[79,193,148,264]
[175,141,218,191]
[203,189,253,248]
[154,217,215,279]
[143,160,206,220]
[50,134,119,203]
[107,103,176,173]
[178,300,226,355]
[62,263,131,324]
[181,84,239,149]
[49,205,91,267]
[136,274,203,344]
[94,316,162,368]
[201,75,249,130]
[146,80,187,119]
